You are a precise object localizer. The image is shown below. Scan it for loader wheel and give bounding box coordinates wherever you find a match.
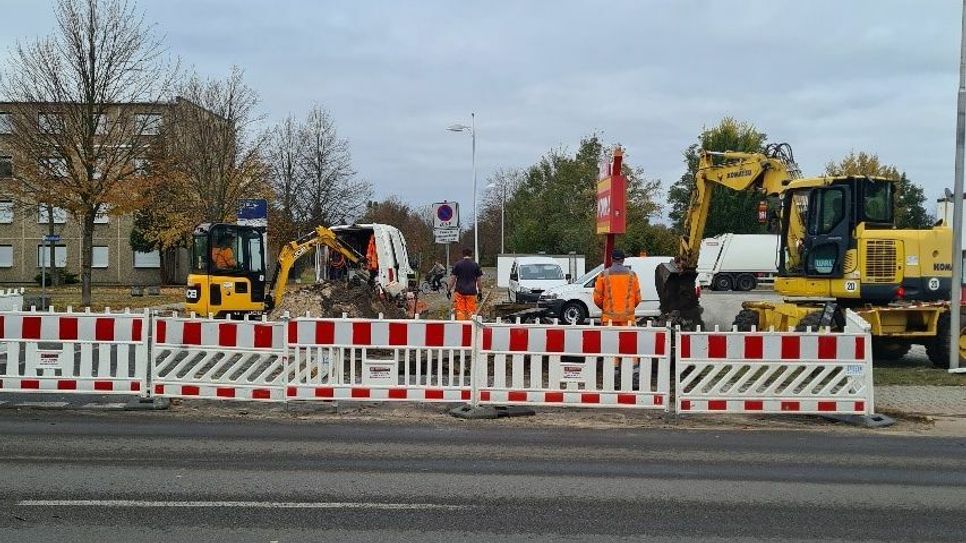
[732,309,760,332]
[926,311,966,370]
[871,340,911,361]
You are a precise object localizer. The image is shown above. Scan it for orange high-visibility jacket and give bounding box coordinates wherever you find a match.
[211,247,237,269]
[593,264,641,325]
[366,235,379,271]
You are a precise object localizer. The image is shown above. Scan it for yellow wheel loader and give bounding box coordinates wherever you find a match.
[657,143,963,369]
[185,223,366,317]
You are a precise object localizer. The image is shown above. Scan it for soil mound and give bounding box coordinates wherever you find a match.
[270,281,407,320]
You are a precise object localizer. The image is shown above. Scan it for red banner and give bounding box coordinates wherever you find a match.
[596,174,626,235]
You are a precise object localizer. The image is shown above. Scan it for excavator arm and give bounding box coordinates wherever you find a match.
[264,226,366,311]
[657,143,801,323]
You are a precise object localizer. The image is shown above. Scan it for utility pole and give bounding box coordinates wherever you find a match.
[951,0,966,372]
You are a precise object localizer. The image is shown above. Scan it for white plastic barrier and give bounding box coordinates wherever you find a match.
[477,321,671,410]
[286,317,474,402]
[152,316,287,401]
[0,309,148,395]
[675,327,873,415]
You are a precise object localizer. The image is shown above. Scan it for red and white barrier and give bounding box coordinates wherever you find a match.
[0,309,148,395]
[477,321,671,410]
[152,316,287,401]
[675,328,873,416]
[285,317,474,402]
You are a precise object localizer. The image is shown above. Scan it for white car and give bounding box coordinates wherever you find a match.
[508,256,569,303]
[537,256,667,324]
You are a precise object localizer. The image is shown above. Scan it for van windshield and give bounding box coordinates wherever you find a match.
[519,263,564,280]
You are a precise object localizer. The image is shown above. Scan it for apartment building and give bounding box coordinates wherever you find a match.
[0,101,190,285]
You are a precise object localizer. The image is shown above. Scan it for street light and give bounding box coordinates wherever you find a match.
[486,180,506,254]
[447,113,478,261]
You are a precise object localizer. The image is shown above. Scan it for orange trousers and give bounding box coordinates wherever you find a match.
[453,293,477,320]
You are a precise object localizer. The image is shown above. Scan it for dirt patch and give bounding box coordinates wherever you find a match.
[270,281,407,320]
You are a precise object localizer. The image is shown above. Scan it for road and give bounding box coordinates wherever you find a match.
[0,411,964,542]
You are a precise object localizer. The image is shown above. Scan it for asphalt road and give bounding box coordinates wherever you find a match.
[0,411,964,542]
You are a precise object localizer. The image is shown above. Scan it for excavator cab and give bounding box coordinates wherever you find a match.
[185,223,267,317]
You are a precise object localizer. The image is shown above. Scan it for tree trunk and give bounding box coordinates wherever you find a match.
[46,205,61,287]
[80,210,95,307]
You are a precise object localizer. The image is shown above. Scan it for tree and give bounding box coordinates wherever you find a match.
[264,114,305,244]
[1,0,174,304]
[667,117,769,237]
[824,151,933,229]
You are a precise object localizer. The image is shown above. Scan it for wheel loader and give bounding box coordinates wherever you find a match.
[656,143,962,368]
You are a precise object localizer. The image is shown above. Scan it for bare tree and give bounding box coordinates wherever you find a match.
[264,114,306,243]
[299,105,370,226]
[1,0,175,304]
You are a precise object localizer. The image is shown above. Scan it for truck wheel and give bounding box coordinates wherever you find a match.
[735,274,757,292]
[732,309,760,332]
[712,274,733,291]
[560,302,587,325]
[871,340,911,361]
[926,311,965,369]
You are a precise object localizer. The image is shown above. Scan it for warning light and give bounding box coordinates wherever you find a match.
[895,286,906,299]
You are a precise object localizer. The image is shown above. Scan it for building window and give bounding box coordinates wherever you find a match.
[92,246,109,268]
[38,112,64,134]
[94,205,109,224]
[40,156,68,178]
[134,250,161,269]
[0,201,13,224]
[136,113,161,135]
[38,205,68,224]
[0,112,12,134]
[0,155,12,178]
[0,245,12,267]
[94,113,108,135]
[37,244,67,268]
[133,157,150,176]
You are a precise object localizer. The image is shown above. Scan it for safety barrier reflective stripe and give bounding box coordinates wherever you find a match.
[0,309,148,395]
[675,328,874,416]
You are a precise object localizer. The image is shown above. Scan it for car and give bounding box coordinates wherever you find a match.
[537,256,668,325]
[508,256,569,303]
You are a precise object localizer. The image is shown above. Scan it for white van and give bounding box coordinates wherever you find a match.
[318,223,415,297]
[537,256,667,325]
[508,256,569,303]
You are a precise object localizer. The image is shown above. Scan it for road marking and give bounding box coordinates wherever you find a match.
[14,401,70,408]
[17,500,469,510]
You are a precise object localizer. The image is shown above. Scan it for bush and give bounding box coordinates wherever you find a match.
[33,268,79,285]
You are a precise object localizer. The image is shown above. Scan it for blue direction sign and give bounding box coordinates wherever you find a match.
[43,234,61,243]
[237,199,268,228]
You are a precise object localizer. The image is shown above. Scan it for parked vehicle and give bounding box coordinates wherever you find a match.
[322,223,415,297]
[695,233,779,291]
[537,256,668,324]
[508,256,569,303]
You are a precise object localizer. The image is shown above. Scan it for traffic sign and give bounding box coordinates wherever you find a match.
[43,234,61,243]
[433,202,459,229]
[434,228,459,244]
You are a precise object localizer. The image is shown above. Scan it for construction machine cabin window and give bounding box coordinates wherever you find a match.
[191,231,209,273]
[862,180,893,224]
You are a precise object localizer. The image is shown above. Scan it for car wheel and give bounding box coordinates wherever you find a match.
[560,302,588,325]
[712,274,733,291]
[735,274,757,292]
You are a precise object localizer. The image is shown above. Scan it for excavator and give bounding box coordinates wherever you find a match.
[185,223,366,317]
[657,143,962,368]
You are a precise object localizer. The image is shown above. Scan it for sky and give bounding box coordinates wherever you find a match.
[2,0,963,223]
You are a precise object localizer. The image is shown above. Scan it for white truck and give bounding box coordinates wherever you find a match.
[695,233,779,291]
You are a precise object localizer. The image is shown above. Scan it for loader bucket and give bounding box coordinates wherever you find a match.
[655,261,704,330]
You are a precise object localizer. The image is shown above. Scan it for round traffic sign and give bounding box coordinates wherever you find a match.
[437,204,454,222]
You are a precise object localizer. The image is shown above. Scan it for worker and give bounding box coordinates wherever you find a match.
[448,248,483,320]
[211,232,237,270]
[593,249,641,326]
[329,251,346,280]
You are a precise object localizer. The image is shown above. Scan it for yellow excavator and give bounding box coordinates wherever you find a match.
[185,223,366,317]
[657,143,961,368]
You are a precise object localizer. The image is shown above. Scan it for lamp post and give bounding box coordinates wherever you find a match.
[951,0,966,372]
[447,113,478,260]
[486,180,506,254]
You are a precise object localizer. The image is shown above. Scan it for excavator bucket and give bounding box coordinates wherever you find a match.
[655,261,704,330]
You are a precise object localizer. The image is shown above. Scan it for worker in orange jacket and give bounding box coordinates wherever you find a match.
[211,232,238,270]
[593,249,641,326]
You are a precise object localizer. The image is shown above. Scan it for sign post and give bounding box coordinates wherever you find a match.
[596,147,627,267]
[41,233,60,309]
[433,201,460,267]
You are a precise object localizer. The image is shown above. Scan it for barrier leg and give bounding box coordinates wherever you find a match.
[126,310,169,411]
[449,317,533,419]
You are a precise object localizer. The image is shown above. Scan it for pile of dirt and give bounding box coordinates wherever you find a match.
[270,281,407,320]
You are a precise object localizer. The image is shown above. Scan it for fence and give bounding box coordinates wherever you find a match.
[0,309,148,395]
[0,309,877,419]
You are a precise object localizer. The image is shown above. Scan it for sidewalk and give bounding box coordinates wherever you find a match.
[876,386,966,416]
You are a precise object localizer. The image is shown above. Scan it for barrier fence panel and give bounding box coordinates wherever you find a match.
[152,316,287,401]
[286,317,474,402]
[0,309,148,395]
[675,328,873,415]
[477,322,671,410]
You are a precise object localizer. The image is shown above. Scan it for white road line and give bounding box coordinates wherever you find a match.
[17,500,469,510]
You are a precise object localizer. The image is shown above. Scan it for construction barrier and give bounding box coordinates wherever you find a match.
[152,316,287,401]
[285,317,474,402]
[0,309,148,395]
[675,327,873,415]
[478,321,670,410]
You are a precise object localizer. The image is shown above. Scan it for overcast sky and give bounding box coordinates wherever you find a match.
[3,0,963,222]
